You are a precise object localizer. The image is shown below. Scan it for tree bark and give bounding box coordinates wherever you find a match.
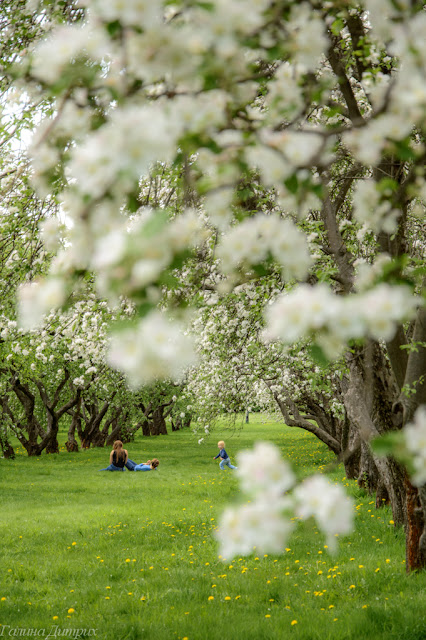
[343,344,407,526]
[0,429,15,459]
[150,407,168,435]
[66,393,81,452]
[405,475,426,572]
[272,388,342,455]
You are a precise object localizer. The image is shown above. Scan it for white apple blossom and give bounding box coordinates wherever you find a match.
[107,311,197,386]
[288,3,328,70]
[31,24,90,84]
[361,285,418,341]
[264,284,338,344]
[39,217,62,253]
[352,180,397,233]
[18,279,67,331]
[404,406,426,487]
[204,189,234,230]
[92,230,127,270]
[87,0,162,28]
[237,441,295,496]
[168,208,209,251]
[261,130,324,167]
[294,475,354,549]
[264,283,418,353]
[245,146,292,187]
[216,214,311,280]
[265,62,304,120]
[216,501,294,560]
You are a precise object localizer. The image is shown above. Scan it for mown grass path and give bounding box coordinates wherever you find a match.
[1,419,425,639]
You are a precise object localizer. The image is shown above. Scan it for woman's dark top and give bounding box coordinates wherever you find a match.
[112,451,126,468]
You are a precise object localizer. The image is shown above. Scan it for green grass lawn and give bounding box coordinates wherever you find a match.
[1,418,425,640]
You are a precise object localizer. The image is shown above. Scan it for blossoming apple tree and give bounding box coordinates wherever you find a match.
[4,0,426,568]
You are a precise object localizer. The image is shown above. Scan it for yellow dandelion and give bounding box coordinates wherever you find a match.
[224,596,231,601]
[265,614,271,618]
[349,585,355,589]
[125,559,131,563]
[52,616,58,621]
[291,620,298,625]
[208,596,214,601]
[67,608,75,614]
[1,598,6,602]
[375,568,380,572]
[71,542,77,546]
[389,520,394,524]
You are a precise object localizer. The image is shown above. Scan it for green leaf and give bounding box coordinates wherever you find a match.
[308,344,329,368]
[371,431,403,457]
[106,21,122,38]
[331,18,344,36]
[284,174,298,194]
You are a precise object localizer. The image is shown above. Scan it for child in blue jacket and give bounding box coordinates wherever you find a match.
[213,440,237,470]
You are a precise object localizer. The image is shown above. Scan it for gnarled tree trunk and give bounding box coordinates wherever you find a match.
[150,407,168,435]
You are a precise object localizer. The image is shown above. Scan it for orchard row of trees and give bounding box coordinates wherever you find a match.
[0,295,192,458]
[0,1,425,568]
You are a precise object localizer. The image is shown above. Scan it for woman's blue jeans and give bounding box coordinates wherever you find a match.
[125,459,137,471]
[101,463,124,471]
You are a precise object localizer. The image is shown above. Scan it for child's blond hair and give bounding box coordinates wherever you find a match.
[218,440,225,448]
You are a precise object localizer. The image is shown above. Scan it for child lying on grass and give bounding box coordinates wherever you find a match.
[125,458,160,471]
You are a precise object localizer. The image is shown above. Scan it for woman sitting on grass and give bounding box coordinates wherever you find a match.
[125,458,159,471]
[101,440,128,471]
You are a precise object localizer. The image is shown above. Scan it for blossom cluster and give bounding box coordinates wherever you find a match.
[216,442,354,559]
[13,1,426,394]
[404,406,426,487]
[216,214,311,282]
[187,282,346,437]
[107,310,197,388]
[264,283,419,358]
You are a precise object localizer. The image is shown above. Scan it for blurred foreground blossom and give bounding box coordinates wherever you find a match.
[294,475,354,550]
[404,406,426,487]
[107,311,197,387]
[264,283,418,357]
[18,279,67,331]
[236,441,295,496]
[217,501,294,560]
[216,442,354,559]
